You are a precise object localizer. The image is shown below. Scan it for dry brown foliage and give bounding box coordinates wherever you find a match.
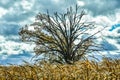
[0,58,120,80]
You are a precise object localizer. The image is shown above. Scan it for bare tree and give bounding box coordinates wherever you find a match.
[19,5,103,64]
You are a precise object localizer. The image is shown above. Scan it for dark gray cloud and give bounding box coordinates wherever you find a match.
[0,0,19,9]
[117,29,120,34]
[0,0,77,24]
[0,0,77,38]
[0,23,19,36]
[2,11,35,22]
[81,0,120,16]
[33,0,77,14]
[0,2,35,23]
[0,47,2,51]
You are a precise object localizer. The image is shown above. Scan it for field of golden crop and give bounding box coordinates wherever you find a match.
[0,58,120,80]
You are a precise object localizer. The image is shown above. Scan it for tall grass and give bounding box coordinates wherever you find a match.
[0,58,120,80]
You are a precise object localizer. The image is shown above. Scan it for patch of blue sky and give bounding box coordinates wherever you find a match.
[101,40,118,51]
[0,51,34,65]
[0,23,20,36]
[109,24,120,31]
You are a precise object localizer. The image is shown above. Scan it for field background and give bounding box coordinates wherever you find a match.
[0,58,119,80]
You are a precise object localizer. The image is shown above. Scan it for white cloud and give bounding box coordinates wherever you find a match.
[93,16,112,26]
[52,0,60,3]
[0,35,35,55]
[20,43,35,52]
[0,35,6,42]
[77,0,85,6]
[81,0,119,16]
[78,10,120,55]
[114,10,120,23]
[21,0,34,10]
[0,7,7,18]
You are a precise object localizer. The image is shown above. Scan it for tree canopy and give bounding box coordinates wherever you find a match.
[19,5,103,64]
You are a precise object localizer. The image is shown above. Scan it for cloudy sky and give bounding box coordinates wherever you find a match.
[0,0,120,65]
